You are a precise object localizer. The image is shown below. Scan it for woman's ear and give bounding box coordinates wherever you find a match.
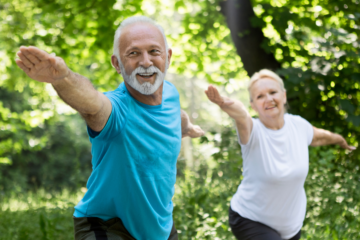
[250,100,257,113]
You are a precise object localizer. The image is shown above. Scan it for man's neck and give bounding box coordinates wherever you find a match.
[124,82,163,106]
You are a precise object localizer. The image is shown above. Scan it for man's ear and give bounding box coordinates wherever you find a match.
[167,48,172,69]
[111,55,121,74]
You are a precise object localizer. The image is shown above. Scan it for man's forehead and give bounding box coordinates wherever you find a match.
[119,23,165,49]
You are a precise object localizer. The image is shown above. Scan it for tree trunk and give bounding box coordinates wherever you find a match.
[220,0,281,77]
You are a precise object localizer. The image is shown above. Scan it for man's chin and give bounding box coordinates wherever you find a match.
[126,79,164,95]
[136,74,157,85]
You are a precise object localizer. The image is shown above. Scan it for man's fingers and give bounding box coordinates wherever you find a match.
[24,51,41,64]
[27,46,52,61]
[189,125,205,138]
[196,128,205,136]
[15,60,30,73]
[348,146,356,151]
[17,51,34,68]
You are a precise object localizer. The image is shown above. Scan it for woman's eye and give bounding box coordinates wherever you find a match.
[257,95,263,99]
[271,91,277,94]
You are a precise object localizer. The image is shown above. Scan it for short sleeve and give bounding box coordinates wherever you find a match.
[87,90,128,140]
[291,115,314,146]
[304,119,314,146]
[236,118,259,159]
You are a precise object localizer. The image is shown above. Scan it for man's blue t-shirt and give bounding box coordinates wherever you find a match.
[74,81,182,240]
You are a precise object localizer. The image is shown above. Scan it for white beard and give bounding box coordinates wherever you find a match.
[119,63,166,95]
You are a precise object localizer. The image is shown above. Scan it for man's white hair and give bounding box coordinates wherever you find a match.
[113,16,169,61]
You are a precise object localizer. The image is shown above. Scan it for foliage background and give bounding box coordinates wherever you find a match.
[0,0,359,239]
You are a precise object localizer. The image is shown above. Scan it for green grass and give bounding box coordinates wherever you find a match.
[2,166,360,240]
[0,189,83,240]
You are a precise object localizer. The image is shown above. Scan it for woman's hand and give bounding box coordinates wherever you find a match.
[337,135,356,151]
[205,85,253,144]
[205,85,234,107]
[205,85,248,120]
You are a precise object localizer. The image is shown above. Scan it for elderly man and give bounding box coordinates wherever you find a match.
[16,16,204,240]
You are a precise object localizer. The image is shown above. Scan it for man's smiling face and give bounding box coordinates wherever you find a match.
[113,22,171,95]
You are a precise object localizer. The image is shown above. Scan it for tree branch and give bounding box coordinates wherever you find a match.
[220,0,281,76]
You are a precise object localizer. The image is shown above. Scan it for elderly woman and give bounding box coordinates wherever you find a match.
[205,69,355,240]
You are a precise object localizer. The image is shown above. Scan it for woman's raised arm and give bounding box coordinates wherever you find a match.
[205,85,253,144]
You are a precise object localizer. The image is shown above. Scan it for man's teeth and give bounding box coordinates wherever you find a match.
[139,73,155,76]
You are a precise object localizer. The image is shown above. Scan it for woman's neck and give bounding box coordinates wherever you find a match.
[259,114,285,130]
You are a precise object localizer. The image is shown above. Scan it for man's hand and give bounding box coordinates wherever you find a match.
[16,46,69,83]
[181,110,204,138]
[16,46,112,132]
[182,124,205,138]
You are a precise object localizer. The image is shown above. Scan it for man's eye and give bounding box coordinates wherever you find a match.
[257,95,263,99]
[129,52,137,55]
[151,49,160,53]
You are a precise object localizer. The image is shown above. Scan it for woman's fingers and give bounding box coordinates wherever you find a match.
[208,85,220,97]
[205,85,223,104]
[340,140,357,151]
[205,85,236,107]
[223,99,235,106]
[348,146,356,151]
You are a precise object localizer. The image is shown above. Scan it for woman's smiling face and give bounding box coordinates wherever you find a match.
[250,77,287,120]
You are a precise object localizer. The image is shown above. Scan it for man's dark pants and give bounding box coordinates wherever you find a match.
[74,217,178,240]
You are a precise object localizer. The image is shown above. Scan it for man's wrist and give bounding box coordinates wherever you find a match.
[52,69,73,87]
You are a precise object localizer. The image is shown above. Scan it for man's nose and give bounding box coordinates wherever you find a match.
[139,52,153,68]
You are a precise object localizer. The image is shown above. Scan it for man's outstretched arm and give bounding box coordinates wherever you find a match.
[181,110,204,138]
[16,46,111,132]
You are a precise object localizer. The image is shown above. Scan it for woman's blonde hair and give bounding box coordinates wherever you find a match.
[248,69,285,101]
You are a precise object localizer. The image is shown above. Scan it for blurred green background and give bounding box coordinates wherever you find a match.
[0,0,359,239]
